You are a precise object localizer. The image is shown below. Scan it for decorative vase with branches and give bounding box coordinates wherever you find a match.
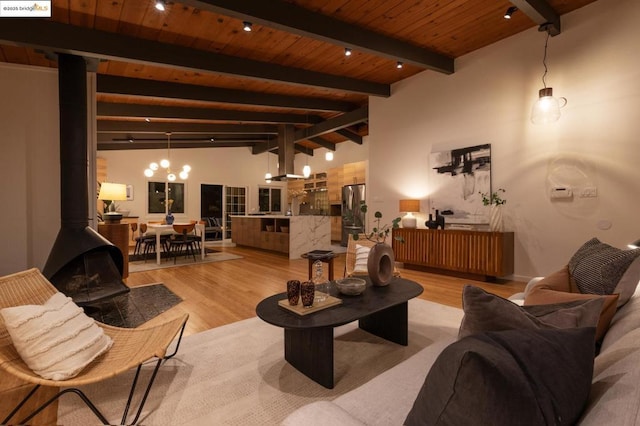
[479,188,506,232]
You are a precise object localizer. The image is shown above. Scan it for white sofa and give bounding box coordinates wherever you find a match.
[283,282,640,425]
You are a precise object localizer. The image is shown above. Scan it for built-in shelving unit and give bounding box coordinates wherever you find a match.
[232,216,289,254]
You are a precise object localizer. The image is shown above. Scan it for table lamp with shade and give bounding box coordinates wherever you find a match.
[399,199,420,229]
[98,182,128,223]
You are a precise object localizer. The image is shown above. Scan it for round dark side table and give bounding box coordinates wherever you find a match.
[301,250,336,281]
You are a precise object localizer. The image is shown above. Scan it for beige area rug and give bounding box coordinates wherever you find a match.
[129,251,243,273]
[58,298,463,425]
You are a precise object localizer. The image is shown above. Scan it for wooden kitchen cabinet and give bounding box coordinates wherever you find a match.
[330,216,342,241]
[327,167,342,203]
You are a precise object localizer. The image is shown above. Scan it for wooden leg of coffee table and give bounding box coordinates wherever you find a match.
[359,302,409,345]
[284,327,334,389]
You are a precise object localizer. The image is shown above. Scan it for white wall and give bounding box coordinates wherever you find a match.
[98,137,369,222]
[368,0,640,280]
[0,63,59,276]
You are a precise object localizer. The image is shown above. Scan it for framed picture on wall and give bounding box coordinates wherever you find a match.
[126,184,134,201]
[429,143,491,224]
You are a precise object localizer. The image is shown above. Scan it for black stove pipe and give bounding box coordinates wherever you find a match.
[59,53,88,229]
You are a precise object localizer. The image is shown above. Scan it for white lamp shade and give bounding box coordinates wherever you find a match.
[98,182,127,201]
[531,87,565,124]
[265,172,272,183]
[179,170,189,179]
[144,169,154,177]
[182,164,191,173]
[325,151,334,161]
[303,164,311,178]
[167,173,176,182]
[149,162,159,171]
[160,159,170,168]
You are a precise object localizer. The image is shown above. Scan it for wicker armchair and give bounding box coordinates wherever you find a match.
[0,268,188,425]
[344,233,401,278]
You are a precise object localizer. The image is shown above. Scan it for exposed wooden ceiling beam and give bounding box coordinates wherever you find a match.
[294,105,368,142]
[97,121,278,134]
[97,102,324,124]
[309,137,337,151]
[0,19,390,96]
[180,0,454,74]
[510,0,561,35]
[98,141,257,150]
[335,128,363,145]
[97,132,267,141]
[97,76,357,113]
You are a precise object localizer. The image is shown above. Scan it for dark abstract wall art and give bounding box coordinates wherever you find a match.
[429,144,491,224]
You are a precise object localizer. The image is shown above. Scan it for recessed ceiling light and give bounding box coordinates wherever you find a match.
[243,21,252,32]
[344,47,352,56]
[155,0,166,12]
[396,61,403,69]
[145,118,151,122]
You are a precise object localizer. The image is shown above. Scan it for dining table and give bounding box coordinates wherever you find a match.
[146,222,206,265]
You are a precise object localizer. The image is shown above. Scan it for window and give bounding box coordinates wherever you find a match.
[225,186,246,239]
[148,182,185,214]
[258,187,282,213]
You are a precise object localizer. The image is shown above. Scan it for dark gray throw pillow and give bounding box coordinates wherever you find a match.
[458,285,604,339]
[404,327,596,426]
[569,237,640,296]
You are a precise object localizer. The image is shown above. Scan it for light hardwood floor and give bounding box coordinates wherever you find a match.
[1,244,526,424]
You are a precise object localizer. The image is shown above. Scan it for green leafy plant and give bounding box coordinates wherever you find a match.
[479,188,507,206]
[352,204,403,243]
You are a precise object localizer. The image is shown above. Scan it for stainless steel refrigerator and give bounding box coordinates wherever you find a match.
[341,183,366,246]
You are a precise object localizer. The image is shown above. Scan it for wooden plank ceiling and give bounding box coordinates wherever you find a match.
[0,0,598,155]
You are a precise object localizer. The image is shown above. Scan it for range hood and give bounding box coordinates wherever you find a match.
[269,124,305,181]
[271,173,305,181]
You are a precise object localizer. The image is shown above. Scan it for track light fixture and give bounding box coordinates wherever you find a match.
[243,21,252,32]
[396,61,403,69]
[344,47,352,56]
[154,0,166,12]
[504,6,517,20]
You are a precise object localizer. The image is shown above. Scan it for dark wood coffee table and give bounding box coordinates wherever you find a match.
[255,276,423,388]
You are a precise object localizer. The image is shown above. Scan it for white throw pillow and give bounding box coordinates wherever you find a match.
[353,244,371,273]
[0,292,113,380]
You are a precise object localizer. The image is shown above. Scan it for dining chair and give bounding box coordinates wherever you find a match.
[136,224,170,262]
[168,224,197,264]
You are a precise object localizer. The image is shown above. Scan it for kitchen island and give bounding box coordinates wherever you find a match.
[231,215,331,259]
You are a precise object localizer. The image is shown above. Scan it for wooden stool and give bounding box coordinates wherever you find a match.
[302,250,336,281]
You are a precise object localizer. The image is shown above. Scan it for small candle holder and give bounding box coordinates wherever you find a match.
[286,280,300,306]
[300,281,315,308]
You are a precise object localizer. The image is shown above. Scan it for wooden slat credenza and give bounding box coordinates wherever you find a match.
[392,228,514,280]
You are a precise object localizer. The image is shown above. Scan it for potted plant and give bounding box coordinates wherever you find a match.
[352,204,402,243]
[479,188,506,232]
[352,204,403,286]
